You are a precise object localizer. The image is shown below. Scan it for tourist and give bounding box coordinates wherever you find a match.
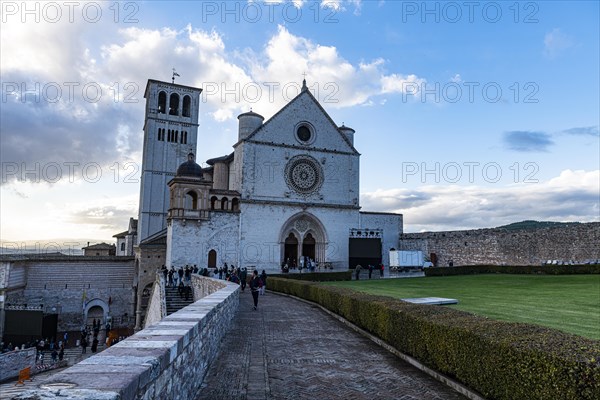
[260,270,267,295]
[171,266,178,286]
[379,263,384,277]
[178,267,184,284]
[178,281,185,298]
[240,267,248,291]
[168,267,174,287]
[250,270,261,310]
[185,265,191,282]
[229,270,240,284]
[368,264,373,279]
[193,264,199,274]
[355,264,362,280]
[58,346,64,361]
[81,336,88,354]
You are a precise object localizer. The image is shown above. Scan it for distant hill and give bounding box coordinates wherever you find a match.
[496,220,579,231]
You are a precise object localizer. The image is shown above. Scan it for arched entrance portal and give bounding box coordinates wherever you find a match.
[279,212,328,269]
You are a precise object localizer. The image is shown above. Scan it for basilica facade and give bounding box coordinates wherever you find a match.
[133,78,402,304]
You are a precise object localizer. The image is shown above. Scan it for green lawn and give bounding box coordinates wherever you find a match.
[324,274,600,340]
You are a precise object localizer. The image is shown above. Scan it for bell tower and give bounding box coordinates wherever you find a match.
[137,79,202,243]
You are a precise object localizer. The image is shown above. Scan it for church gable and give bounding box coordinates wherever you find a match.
[245,88,357,154]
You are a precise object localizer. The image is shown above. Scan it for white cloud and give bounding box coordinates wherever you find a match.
[361,170,600,232]
[2,20,423,184]
[544,28,573,58]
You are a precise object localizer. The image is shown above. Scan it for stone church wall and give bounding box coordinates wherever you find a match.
[400,222,600,266]
[166,211,240,268]
[240,203,358,270]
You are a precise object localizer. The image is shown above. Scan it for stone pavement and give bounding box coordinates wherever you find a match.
[196,290,466,400]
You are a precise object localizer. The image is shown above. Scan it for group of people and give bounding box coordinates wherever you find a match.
[162,263,269,311]
[218,264,267,310]
[80,318,103,354]
[354,263,385,280]
[281,256,319,273]
[162,265,196,287]
[1,334,68,364]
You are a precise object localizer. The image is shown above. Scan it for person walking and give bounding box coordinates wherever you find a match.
[259,270,267,295]
[368,264,373,279]
[355,264,362,280]
[250,270,261,310]
[240,267,248,291]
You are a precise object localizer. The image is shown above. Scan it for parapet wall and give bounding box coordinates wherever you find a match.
[13,278,240,400]
[400,222,600,266]
[0,347,36,382]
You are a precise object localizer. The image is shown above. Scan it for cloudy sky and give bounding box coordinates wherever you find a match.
[1,0,598,249]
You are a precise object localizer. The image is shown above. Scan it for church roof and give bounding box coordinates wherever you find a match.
[139,229,167,246]
[238,84,359,155]
[237,110,264,120]
[206,152,234,166]
[176,153,203,177]
[82,243,115,250]
[112,230,128,238]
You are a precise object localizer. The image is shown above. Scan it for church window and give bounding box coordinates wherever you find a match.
[158,91,166,114]
[221,197,228,210]
[167,129,171,142]
[284,155,324,195]
[295,123,315,145]
[175,130,178,143]
[120,243,125,251]
[181,131,187,144]
[185,191,198,209]
[231,198,239,212]
[169,93,180,115]
[182,95,191,117]
[210,196,218,210]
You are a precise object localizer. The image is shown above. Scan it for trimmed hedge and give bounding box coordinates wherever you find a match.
[425,264,600,276]
[270,271,352,282]
[269,277,600,400]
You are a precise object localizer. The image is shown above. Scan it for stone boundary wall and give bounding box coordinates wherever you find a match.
[400,222,600,267]
[0,347,36,382]
[143,274,167,330]
[191,274,228,301]
[13,278,240,400]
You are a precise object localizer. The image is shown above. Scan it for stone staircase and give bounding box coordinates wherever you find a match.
[165,286,194,315]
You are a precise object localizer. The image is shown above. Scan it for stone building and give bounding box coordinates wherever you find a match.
[113,218,138,256]
[82,243,116,257]
[0,255,135,344]
[132,78,403,328]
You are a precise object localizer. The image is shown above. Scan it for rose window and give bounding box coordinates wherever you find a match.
[285,156,323,195]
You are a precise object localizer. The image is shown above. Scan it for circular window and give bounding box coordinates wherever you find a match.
[284,155,323,195]
[295,123,315,145]
[297,126,311,142]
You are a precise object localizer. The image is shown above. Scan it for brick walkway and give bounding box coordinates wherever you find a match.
[196,290,466,400]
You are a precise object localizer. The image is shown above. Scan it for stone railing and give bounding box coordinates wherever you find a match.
[13,278,240,400]
[191,273,228,300]
[143,273,167,329]
[0,347,36,382]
